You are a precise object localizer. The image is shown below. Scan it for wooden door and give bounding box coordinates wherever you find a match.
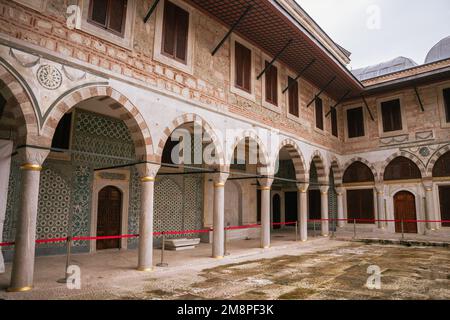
[272,194,281,229]
[284,192,298,224]
[347,189,375,224]
[439,186,450,227]
[96,186,122,250]
[394,191,417,234]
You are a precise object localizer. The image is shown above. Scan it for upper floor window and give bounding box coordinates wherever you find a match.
[88,0,127,37]
[444,88,450,123]
[381,99,402,132]
[331,107,338,137]
[51,113,72,150]
[315,97,323,130]
[265,62,278,106]
[162,0,189,64]
[288,77,299,117]
[234,42,251,93]
[347,106,364,138]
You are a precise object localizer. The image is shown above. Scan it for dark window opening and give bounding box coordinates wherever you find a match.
[347,107,364,138]
[315,97,323,130]
[162,139,179,165]
[51,113,72,150]
[331,107,338,137]
[308,189,321,220]
[288,77,299,117]
[343,161,375,183]
[444,88,450,123]
[162,0,189,63]
[265,61,278,105]
[235,42,251,93]
[433,151,450,177]
[88,0,127,36]
[381,99,402,132]
[384,157,421,181]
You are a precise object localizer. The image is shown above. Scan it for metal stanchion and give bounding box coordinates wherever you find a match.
[224,223,230,256]
[352,219,357,239]
[295,221,298,242]
[401,220,405,240]
[57,236,72,283]
[157,232,168,267]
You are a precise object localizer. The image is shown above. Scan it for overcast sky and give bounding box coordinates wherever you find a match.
[297,0,450,70]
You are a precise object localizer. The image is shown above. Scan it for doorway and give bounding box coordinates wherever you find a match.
[272,194,281,229]
[394,191,417,234]
[439,186,450,227]
[284,192,298,224]
[97,186,122,250]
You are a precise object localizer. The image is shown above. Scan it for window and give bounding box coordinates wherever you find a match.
[384,157,421,181]
[235,42,251,93]
[265,61,278,106]
[88,0,127,36]
[51,113,72,150]
[162,0,189,63]
[331,107,338,137]
[315,97,323,130]
[381,99,402,132]
[288,77,299,117]
[444,88,450,123]
[343,161,374,183]
[347,107,364,138]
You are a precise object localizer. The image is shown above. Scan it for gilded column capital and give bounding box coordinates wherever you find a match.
[319,186,329,195]
[137,163,160,182]
[17,147,49,170]
[296,183,309,193]
[258,177,274,189]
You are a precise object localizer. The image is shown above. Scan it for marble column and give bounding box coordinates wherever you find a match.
[297,183,309,242]
[259,177,274,249]
[136,163,160,272]
[423,179,437,231]
[375,184,386,229]
[9,147,49,292]
[335,186,345,228]
[212,173,228,259]
[319,186,329,236]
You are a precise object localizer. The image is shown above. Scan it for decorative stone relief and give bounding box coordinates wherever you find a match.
[36,64,63,90]
[379,134,409,146]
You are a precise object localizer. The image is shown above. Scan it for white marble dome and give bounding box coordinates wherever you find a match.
[425,36,450,64]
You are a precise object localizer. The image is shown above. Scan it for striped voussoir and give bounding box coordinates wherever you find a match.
[310,150,328,183]
[278,138,307,182]
[330,158,343,185]
[0,64,39,146]
[42,86,154,161]
[380,151,427,179]
[426,144,450,177]
[343,157,378,181]
[155,113,225,166]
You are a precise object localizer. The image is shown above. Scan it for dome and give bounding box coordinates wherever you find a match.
[425,36,450,64]
[352,56,418,81]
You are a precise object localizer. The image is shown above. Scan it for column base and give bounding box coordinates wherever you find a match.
[213,256,224,260]
[6,286,33,293]
[262,245,270,249]
[136,267,154,272]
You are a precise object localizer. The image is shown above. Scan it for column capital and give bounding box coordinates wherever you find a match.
[211,172,229,187]
[137,163,160,181]
[375,183,385,194]
[422,178,433,191]
[297,183,309,193]
[258,177,274,189]
[335,186,345,195]
[17,147,49,170]
[319,186,329,195]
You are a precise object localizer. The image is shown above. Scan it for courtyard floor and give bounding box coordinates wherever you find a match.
[0,231,449,300]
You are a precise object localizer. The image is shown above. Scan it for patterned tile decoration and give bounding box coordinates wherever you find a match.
[3,109,204,256]
[328,170,337,232]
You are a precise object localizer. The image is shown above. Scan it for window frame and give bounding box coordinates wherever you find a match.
[261,53,282,113]
[230,35,256,102]
[314,96,324,131]
[330,106,338,138]
[437,81,450,129]
[12,0,46,12]
[87,0,128,37]
[376,94,408,137]
[154,0,195,74]
[343,104,368,141]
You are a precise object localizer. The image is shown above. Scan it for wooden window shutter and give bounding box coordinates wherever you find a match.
[347,107,364,138]
[162,1,189,63]
[90,0,108,27]
[381,99,402,132]
[315,97,323,130]
[265,62,278,105]
[443,88,450,123]
[163,1,176,57]
[108,0,127,35]
[175,6,189,61]
[331,107,338,137]
[235,42,252,92]
[288,77,299,117]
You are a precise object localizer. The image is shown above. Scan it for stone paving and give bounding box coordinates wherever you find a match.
[0,231,449,300]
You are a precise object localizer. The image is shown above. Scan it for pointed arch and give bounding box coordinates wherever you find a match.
[380,151,426,180]
[343,157,377,182]
[309,150,328,184]
[330,157,343,186]
[41,86,154,161]
[428,144,450,177]
[274,138,307,182]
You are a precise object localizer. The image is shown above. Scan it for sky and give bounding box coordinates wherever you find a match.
[296,0,450,70]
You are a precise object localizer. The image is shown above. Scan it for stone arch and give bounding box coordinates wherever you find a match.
[330,157,343,186]
[42,86,154,161]
[309,150,328,184]
[343,157,378,181]
[227,130,271,175]
[155,113,226,168]
[380,151,426,180]
[427,144,450,177]
[0,63,39,146]
[274,138,308,182]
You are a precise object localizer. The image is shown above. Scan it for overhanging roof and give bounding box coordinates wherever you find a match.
[186,0,363,100]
